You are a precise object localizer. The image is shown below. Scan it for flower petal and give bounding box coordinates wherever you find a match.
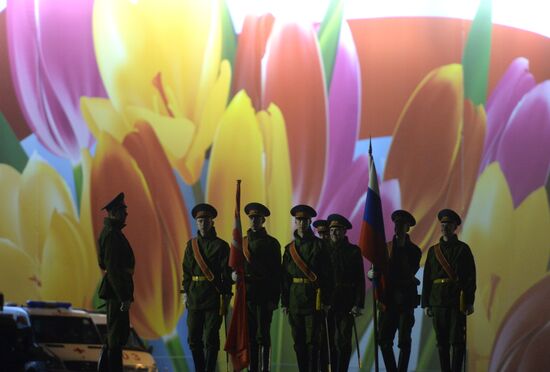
[231,14,275,111]
[80,97,132,143]
[494,81,550,207]
[19,155,77,260]
[262,21,328,207]
[206,91,267,243]
[258,103,293,245]
[0,164,22,247]
[0,238,40,303]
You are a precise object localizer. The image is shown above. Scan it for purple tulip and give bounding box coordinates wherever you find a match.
[7,0,106,163]
[482,58,550,207]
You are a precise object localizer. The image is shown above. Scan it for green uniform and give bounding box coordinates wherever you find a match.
[98,217,135,372]
[282,229,333,372]
[182,227,231,372]
[422,235,476,372]
[244,227,281,372]
[379,235,421,372]
[326,237,365,372]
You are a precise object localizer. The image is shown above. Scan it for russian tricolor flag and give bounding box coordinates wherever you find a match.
[358,141,388,305]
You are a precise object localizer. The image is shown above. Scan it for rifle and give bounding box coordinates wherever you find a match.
[352,314,362,369]
[324,312,332,372]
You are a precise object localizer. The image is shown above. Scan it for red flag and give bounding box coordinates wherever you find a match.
[224,180,249,370]
[358,141,388,305]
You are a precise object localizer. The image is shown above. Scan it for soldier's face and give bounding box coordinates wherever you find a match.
[249,215,265,231]
[295,218,311,234]
[197,217,213,235]
[110,205,128,223]
[394,221,410,237]
[318,230,330,241]
[441,221,457,237]
[330,226,346,242]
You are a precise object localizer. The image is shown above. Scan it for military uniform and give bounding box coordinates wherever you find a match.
[242,203,281,372]
[281,205,333,372]
[97,192,135,372]
[379,210,421,372]
[325,214,365,372]
[182,204,231,372]
[422,209,476,372]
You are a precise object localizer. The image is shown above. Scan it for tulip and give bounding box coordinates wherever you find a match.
[0,153,99,307]
[384,64,486,249]
[90,122,190,340]
[6,0,106,163]
[460,163,550,371]
[85,0,230,187]
[481,58,550,207]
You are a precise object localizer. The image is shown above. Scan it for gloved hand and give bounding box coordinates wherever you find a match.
[182,293,188,306]
[120,301,131,312]
[231,271,238,282]
[424,307,433,317]
[282,307,289,315]
[350,306,363,317]
[367,269,378,280]
[465,305,474,315]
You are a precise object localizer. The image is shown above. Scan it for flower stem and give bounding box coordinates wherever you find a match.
[73,164,83,212]
[192,179,205,204]
[163,331,190,372]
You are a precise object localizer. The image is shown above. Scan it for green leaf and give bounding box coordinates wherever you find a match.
[318,0,345,91]
[0,112,28,172]
[220,0,237,99]
[462,0,492,105]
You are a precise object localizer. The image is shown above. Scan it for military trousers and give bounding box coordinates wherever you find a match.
[432,307,466,347]
[105,300,130,372]
[187,309,224,351]
[288,311,322,372]
[378,306,415,349]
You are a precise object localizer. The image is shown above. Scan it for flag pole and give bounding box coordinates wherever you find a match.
[369,138,380,372]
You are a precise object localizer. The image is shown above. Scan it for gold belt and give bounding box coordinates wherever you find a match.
[192,275,208,282]
[293,277,312,284]
[433,278,452,284]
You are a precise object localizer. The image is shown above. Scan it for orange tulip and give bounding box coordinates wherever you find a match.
[90,122,190,339]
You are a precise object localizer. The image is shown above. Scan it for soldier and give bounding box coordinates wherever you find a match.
[312,220,330,241]
[281,205,332,372]
[422,209,476,372]
[241,202,281,372]
[374,210,422,372]
[326,214,365,372]
[182,203,232,372]
[97,192,135,372]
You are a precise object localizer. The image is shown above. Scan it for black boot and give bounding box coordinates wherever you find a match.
[381,346,397,372]
[397,347,411,372]
[438,346,452,372]
[261,346,271,372]
[249,343,259,372]
[452,346,465,372]
[107,346,123,372]
[294,346,307,372]
[191,348,206,372]
[205,348,218,372]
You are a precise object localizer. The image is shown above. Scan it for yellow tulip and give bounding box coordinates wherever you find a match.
[206,90,292,246]
[90,121,190,339]
[83,0,231,184]
[0,154,99,307]
[461,163,550,371]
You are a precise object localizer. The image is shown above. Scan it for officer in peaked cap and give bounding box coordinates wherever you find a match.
[97,192,135,372]
[422,209,475,372]
[324,214,364,372]
[182,203,231,372]
[282,205,332,372]
[240,202,281,371]
[375,209,421,372]
[312,220,330,241]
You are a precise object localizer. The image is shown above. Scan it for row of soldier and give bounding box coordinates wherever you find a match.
[97,192,476,372]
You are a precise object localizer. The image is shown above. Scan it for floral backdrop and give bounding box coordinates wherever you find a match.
[0,0,549,370]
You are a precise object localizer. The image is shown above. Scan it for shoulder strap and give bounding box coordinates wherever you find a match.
[434,243,457,281]
[243,237,251,263]
[289,241,318,282]
[191,238,215,282]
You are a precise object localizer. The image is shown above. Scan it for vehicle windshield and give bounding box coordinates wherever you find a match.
[96,324,145,351]
[30,315,101,344]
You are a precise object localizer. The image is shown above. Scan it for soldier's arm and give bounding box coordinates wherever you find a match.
[354,246,366,309]
[421,249,433,308]
[412,245,422,276]
[319,240,333,306]
[104,233,132,302]
[460,244,476,306]
[281,246,291,308]
[270,238,282,307]
[220,241,232,296]
[182,241,192,294]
